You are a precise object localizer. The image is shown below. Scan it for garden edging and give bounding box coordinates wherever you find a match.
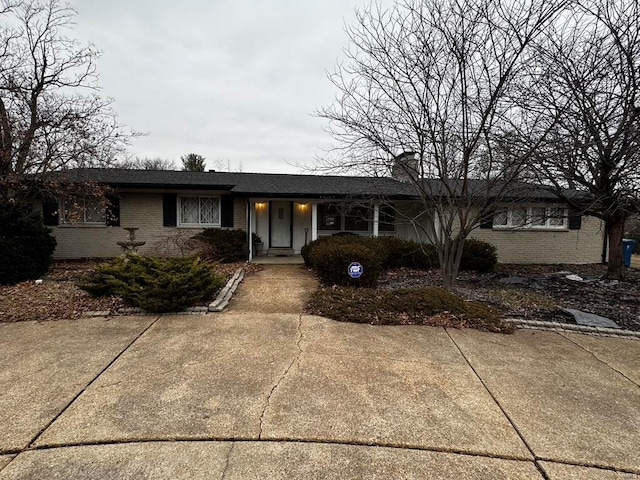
[208,268,244,312]
[505,318,640,339]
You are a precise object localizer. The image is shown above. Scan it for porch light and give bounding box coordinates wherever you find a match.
[297,202,308,211]
[255,202,266,210]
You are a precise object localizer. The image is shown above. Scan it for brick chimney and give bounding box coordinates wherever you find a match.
[391,151,419,183]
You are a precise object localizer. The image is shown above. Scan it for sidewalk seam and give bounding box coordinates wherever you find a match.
[558,333,640,389]
[538,458,640,476]
[444,329,549,480]
[22,437,537,463]
[24,315,162,451]
[258,315,304,439]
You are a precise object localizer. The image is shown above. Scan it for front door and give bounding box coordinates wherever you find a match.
[270,201,292,247]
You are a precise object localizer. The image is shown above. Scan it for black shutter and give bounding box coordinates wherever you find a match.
[106,195,120,227]
[221,196,234,228]
[568,208,582,230]
[163,193,177,227]
[479,216,493,229]
[42,197,59,226]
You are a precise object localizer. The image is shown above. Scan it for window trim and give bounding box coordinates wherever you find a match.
[178,195,221,228]
[493,205,568,230]
[60,196,106,226]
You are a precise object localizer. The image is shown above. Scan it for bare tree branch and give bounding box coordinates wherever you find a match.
[0,0,137,203]
[316,0,569,287]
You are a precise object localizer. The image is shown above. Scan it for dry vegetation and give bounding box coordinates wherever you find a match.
[0,260,261,323]
[379,263,640,331]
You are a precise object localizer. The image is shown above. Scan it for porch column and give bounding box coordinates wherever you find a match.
[247,199,253,261]
[373,202,380,238]
[311,202,318,241]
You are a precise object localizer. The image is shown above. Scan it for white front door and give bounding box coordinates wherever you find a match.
[270,201,292,247]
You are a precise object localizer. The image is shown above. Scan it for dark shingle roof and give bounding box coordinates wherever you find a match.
[54,168,416,198]
[54,168,583,202]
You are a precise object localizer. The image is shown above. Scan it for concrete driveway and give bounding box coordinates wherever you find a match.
[0,309,638,479]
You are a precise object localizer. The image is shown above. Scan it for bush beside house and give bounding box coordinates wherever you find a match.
[302,236,497,286]
[0,205,57,285]
[193,228,248,263]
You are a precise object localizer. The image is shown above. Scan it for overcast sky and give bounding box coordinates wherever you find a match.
[66,0,387,174]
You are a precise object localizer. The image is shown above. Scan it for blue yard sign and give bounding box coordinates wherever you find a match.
[348,262,364,279]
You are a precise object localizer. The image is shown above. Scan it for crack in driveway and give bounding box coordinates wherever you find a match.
[559,332,640,388]
[258,315,304,439]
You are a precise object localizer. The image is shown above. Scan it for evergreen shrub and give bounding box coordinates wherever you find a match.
[0,204,57,285]
[79,255,224,312]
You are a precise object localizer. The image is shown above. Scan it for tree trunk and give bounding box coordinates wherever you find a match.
[439,237,464,289]
[606,213,626,280]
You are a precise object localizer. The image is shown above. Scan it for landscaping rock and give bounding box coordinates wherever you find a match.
[498,276,530,285]
[565,274,584,282]
[561,308,620,329]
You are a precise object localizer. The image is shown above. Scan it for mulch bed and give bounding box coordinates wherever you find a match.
[379,264,640,332]
[0,259,262,323]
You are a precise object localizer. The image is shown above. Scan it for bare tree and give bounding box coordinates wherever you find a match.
[181,153,206,172]
[527,0,640,279]
[209,157,243,172]
[317,0,569,288]
[118,156,176,170]
[0,0,134,203]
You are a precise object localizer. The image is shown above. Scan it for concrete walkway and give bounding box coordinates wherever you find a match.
[0,266,639,478]
[227,264,317,314]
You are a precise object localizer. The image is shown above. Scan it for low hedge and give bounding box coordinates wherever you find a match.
[301,235,495,275]
[303,236,438,272]
[79,255,225,313]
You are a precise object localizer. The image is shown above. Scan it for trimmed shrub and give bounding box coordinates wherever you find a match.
[309,240,382,287]
[0,204,57,285]
[375,236,439,270]
[301,237,332,267]
[303,235,439,271]
[193,228,248,263]
[79,255,225,313]
[460,238,498,273]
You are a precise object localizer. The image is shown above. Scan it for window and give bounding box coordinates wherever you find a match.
[179,196,220,226]
[493,205,567,229]
[378,205,396,231]
[61,197,105,224]
[318,204,341,230]
[344,205,370,231]
[493,208,508,227]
